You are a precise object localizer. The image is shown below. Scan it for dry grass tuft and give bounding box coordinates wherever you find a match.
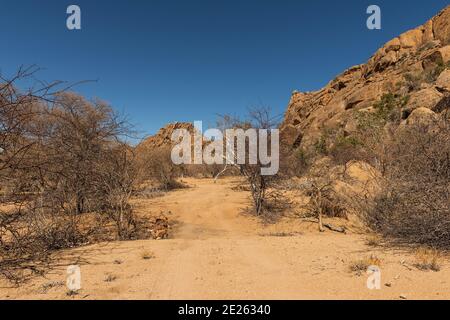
[258,231,299,237]
[349,255,382,275]
[365,236,382,247]
[413,248,441,272]
[141,250,155,260]
[66,290,79,296]
[104,274,118,282]
[39,281,64,294]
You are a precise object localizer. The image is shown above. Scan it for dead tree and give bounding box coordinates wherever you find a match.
[217,107,283,217]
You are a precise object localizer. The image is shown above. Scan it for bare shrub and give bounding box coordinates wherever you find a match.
[0,68,151,283]
[217,108,286,219]
[0,204,91,283]
[137,146,184,191]
[328,135,366,166]
[424,61,449,83]
[301,177,348,232]
[365,235,382,247]
[358,117,450,249]
[404,72,424,92]
[94,144,142,240]
[404,61,449,90]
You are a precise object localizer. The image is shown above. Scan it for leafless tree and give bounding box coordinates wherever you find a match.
[217,107,285,218]
[0,68,149,282]
[357,116,450,249]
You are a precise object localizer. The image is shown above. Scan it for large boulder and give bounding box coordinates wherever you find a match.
[403,88,443,114]
[438,45,450,63]
[399,29,424,49]
[436,69,450,91]
[280,124,303,148]
[405,107,439,126]
[433,6,450,45]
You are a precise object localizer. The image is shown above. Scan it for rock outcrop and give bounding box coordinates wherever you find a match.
[137,122,195,151]
[281,5,450,150]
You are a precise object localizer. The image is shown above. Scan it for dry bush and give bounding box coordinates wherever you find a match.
[279,144,312,178]
[217,108,286,219]
[328,135,366,166]
[0,68,151,283]
[137,146,184,191]
[0,67,74,283]
[93,144,143,240]
[404,72,424,92]
[404,61,449,91]
[0,204,92,283]
[365,235,382,247]
[300,178,347,232]
[40,92,133,215]
[348,94,411,174]
[358,117,450,250]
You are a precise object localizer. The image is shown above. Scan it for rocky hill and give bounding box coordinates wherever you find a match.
[137,122,195,152]
[280,5,450,151]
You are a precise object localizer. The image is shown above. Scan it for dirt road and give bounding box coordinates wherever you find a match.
[1,178,449,300]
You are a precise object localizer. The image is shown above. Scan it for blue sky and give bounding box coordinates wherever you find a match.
[0,0,448,139]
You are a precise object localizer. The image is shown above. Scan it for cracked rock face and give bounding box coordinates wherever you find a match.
[281,5,450,150]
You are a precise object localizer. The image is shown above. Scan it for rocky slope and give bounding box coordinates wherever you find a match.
[281,5,450,150]
[137,122,195,151]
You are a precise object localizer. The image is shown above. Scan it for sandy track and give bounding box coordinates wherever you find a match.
[1,178,449,300]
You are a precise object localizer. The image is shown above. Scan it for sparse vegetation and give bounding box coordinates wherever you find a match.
[329,134,364,166]
[39,281,64,294]
[258,231,298,237]
[404,61,450,90]
[302,179,347,232]
[424,61,449,83]
[104,274,118,282]
[358,116,450,250]
[314,134,328,155]
[414,248,441,272]
[137,146,185,191]
[404,72,424,92]
[217,107,287,219]
[349,255,382,275]
[0,68,153,283]
[372,93,409,123]
[365,236,382,247]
